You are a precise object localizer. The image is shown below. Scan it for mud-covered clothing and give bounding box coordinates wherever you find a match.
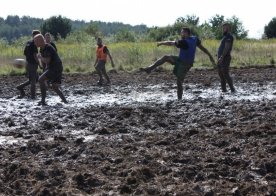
[40,43,63,84]
[218,32,233,58]
[217,32,235,92]
[96,45,108,62]
[96,60,106,70]
[24,40,38,65]
[172,36,201,80]
[49,42,57,52]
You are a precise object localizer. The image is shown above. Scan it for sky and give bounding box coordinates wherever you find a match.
[1,0,275,39]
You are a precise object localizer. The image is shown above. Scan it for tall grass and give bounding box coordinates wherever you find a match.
[0,39,275,75]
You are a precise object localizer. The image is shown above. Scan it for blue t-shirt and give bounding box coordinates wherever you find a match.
[175,36,201,65]
[218,32,233,58]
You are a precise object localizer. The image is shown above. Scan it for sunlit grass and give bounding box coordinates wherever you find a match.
[0,39,275,75]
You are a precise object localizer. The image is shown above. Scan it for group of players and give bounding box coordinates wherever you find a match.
[16,23,235,105]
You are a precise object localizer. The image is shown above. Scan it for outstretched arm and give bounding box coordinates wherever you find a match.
[157,41,175,47]
[197,44,216,66]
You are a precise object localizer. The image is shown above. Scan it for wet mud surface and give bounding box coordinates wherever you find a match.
[0,67,275,195]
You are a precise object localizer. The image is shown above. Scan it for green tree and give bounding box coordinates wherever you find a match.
[41,15,72,39]
[228,16,248,39]
[114,29,136,42]
[176,15,199,26]
[209,14,225,39]
[264,17,276,38]
[208,15,247,39]
[85,23,101,38]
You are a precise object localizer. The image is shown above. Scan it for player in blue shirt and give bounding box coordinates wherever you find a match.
[141,27,215,100]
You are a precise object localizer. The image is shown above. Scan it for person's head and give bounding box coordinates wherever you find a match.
[181,27,191,38]
[45,32,52,43]
[34,34,46,48]
[222,23,231,33]
[96,37,103,46]
[32,30,41,38]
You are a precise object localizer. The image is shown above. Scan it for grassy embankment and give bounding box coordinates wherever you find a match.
[0,39,275,75]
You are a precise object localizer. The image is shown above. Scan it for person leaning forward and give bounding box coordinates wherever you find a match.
[141,27,216,100]
[16,30,41,99]
[34,34,68,106]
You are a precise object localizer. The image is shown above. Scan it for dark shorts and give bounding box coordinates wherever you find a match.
[26,63,38,81]
[96,60,106,70]
[44,69,63,84]
[171,56,192,80]
[218,55,231,68]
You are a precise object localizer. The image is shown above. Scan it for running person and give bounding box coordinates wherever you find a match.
[34,34,68,105]
[141,27,215,100]
[94,37,115,85]
[217,23,235,93]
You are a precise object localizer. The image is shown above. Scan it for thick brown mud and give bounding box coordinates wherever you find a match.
[0,67,275,195]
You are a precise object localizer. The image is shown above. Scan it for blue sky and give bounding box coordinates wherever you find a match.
[1,0,276,38]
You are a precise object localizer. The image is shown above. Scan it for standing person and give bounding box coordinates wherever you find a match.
[42,32,57,71]
[94,37,115,85]
[34,34,68,106]
[141,27,215,100]
[45,32,57,51]
[217,23,235,93]
[16,30,41,99]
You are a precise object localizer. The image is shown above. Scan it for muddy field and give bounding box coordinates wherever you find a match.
[0,67,275,195]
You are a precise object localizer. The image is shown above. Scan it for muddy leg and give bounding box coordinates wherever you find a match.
[38,74,47,105]
[142,55,174,73]
[223,67,235,92]
[95,64,103,85]
[177,78,184,100]
[218,67,227,92]
[102,66,110,84]
[52,84,68,103]
[16,81,30,98]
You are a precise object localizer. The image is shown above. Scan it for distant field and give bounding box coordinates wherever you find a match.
[0,39,275,75]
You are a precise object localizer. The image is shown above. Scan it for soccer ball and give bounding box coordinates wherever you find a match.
[13,58,26,68]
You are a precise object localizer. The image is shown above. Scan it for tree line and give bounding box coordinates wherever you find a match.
[0,15,276,43]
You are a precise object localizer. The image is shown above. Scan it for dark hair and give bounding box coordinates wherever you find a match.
[182,27,191,35]
[32,30,41,36]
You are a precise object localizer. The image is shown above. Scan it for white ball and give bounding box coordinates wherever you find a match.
[13,58,26,68]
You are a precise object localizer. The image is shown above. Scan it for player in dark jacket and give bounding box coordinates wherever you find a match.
[34,34,68,106]
[217,23,235,93]
[16,30,41,99]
